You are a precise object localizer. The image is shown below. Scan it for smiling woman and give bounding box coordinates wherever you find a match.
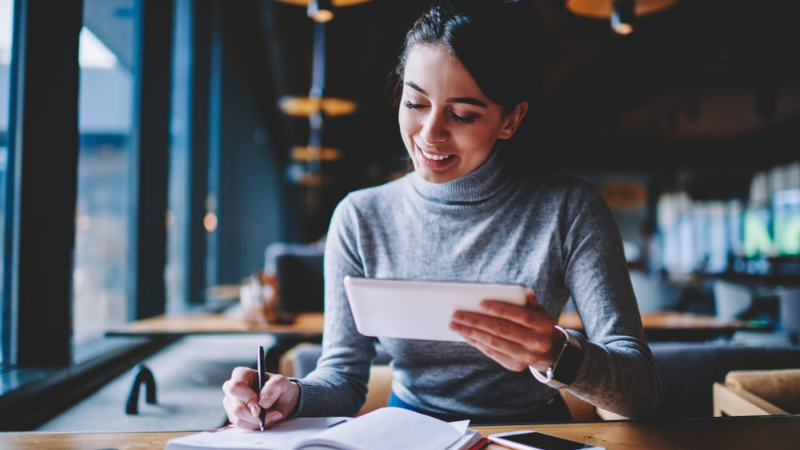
[221,0,660,430]
[397,45,526,183]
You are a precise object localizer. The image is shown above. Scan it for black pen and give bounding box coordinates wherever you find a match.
[257,345,266,431]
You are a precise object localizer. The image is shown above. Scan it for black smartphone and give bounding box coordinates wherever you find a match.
[488,430,604,450]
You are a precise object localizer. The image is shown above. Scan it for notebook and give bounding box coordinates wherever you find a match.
[163,407,482,450]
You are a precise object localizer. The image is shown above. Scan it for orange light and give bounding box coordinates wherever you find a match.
[279,96,357,118]
[566,0,679,18]
[273,0,372,7]
[204,213,218,232]
[291,146,342,161]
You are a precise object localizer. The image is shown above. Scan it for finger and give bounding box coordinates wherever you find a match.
[461,334,530,372]
[222,377,260,415]
[450,316,555,367]
[451,319,529,356]
[223,367,258,395]
[477,300,554,331]
[259,374,292,410]
[453,309,546,347]
[261,410,284,428]
[222,395,260,429]
[526,288,538,306]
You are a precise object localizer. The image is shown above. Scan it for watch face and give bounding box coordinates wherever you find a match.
[552,341,584,385]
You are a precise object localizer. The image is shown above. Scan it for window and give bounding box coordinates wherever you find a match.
[165,0,193,312]
[0,0,14,367]
[0,0,291,430]
[73,0,137,346]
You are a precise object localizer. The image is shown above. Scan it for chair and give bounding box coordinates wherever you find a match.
[712,279,755,320]
[713,368,800,417]
[264,242,325,313]
[647,342,800,419]
[277,342,601,421]
[629,271,684,313]
[278,343,394,417]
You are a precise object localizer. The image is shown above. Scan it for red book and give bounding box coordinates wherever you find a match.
[466,437,490,450]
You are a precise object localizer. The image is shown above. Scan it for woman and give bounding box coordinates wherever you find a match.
[222,0,661,428]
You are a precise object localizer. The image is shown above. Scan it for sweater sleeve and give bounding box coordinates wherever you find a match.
[293,197,379,417]
[558,184,662,419]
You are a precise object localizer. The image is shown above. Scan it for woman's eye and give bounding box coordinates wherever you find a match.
[449,111,476,124]
[404,100,425,109]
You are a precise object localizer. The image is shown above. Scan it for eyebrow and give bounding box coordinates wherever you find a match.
[405,81,488,108]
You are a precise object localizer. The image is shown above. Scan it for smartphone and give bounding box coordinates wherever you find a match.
[488,430,604,450]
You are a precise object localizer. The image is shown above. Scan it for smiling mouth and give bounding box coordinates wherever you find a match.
[419,148,454,162]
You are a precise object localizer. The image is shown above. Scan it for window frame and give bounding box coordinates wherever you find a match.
[0,0,177,430]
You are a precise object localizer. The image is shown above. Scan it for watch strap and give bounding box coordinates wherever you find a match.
[530,326,584,389]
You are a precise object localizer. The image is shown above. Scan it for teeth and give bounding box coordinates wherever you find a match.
[421,150,450,161]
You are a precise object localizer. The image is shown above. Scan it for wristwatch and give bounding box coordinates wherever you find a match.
[530,325,585,388]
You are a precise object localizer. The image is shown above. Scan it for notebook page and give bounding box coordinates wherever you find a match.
[164,417,349,450]
[296,407,466,450]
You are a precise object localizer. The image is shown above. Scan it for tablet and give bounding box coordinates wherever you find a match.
[342,276,528,342]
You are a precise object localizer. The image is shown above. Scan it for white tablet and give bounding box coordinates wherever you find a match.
[342,276,528,342]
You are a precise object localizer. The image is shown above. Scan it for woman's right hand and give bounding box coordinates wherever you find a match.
[222,367,300,429]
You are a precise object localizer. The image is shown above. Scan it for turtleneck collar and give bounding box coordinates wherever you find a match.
[407,143,518,208]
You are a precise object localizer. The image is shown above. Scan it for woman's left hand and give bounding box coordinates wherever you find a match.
[449,289,564,373]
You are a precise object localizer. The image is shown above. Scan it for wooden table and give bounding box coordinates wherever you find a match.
[104,307,772,374]
[106,311,325,339]
[109,309,763,342]
[2,415,798,450]
[558,311,772,341]
[106,311,325,372]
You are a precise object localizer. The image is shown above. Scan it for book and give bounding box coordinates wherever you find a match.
[164,407,483,450]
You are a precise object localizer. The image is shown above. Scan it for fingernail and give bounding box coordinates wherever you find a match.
[449,322,461,331]
[452,312,464,321]
[267,411,283,422]
[250,405,260,417]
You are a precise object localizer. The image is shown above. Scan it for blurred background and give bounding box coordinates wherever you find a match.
[0,0,798,431]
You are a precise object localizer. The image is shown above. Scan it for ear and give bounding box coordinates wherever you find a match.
[498,101,529,140]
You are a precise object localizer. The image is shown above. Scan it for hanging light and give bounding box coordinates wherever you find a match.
[611,0,635,35]
[279,96,358,118]
[291,145,342,161]
[273,0,374,22]
[307,0,334,23]
[565,0,679,35]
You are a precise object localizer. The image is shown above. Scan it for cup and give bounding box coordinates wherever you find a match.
[240,272,279,325]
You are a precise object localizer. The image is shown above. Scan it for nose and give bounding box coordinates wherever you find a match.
[420,110,449,144]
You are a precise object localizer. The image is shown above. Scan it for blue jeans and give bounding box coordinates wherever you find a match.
[387,391,572,425]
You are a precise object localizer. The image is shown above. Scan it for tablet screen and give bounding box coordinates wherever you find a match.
[342,276,527,341]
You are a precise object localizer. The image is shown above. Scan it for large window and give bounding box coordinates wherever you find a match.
[0,0,290,430]
[73,0,136,346]
[0,0,14,367]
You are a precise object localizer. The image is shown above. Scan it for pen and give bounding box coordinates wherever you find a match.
[257,345,266,431]
[328,419,348,428]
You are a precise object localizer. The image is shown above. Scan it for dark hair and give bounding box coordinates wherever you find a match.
[390,0,545,115]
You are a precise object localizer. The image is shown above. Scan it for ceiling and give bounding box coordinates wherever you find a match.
[83,0,800,177]
[251,0,800,175]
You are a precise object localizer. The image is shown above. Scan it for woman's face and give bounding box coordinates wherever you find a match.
[398,44,526,184]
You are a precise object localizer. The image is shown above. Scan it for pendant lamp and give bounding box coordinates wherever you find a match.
[566,0,679,35]
[274,0,374,22]
[279,96,358,118]
[291,145,342,162]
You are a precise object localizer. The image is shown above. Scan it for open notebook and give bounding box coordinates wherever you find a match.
[164,407,482,450]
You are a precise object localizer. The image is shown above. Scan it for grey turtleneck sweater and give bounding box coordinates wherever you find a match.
[294,149,661,420]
